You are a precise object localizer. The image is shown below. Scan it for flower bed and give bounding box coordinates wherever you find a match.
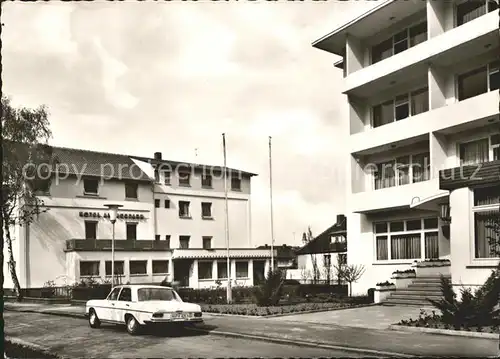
[397,309,500,334]
[200,298,370,316]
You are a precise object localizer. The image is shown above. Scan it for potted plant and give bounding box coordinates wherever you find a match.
[374,281,396,303]
[412,259,451,277]
[391,269,416,289]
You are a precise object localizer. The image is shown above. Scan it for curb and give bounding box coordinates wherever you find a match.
[5,307,86,319]
[187,327,414,358]
[389,324,500,339]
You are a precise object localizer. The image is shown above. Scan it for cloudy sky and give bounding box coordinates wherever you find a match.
[3,0,378,246]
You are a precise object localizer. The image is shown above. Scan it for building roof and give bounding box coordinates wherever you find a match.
[256,244,300,259]
[130,155,258,178]
[296,216,347,255]
[312,0,426,56]
[52,146,151,182]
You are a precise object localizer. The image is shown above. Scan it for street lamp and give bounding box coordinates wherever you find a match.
[104,204,123,287]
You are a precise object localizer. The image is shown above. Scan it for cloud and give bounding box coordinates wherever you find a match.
[2,1,377,246]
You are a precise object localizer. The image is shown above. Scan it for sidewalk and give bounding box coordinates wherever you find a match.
[5,302,499,357]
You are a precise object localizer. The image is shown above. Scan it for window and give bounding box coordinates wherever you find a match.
[107,287,121,301]
[155,235,160,241]
[30,178,51,194]
[217,261,229,279]
[198,262,213,280]
[489,0,500,12]
[154,168,160,183]
[155,199,160,208]
[410,88,429,116]
[85,221,97,240]
[202,236,212,249]
[412,152,431,183]
[374,152,430,190]
[179,201,190,218]
[490,60,500,91]
[105,261,124,275]
[152,260,169,274]
[179,235,190,249]
[371,38,392,64]
[235,261,248,278]
[118,287,132,301]
[138,288,177,301]
[130,260,147,275]
[371,22,427,64]
[374,218,439,261]
[163,171,171,185]
[202,174,213,188]
[125,182,138,199]
[231,177,241,191]
[458,62,499,101]
[473,185,500,258]
[338,253,347,265]
[372,87,429,128]
[126,223,137,240]
[164,200,170,208]
[459,138,490,165]
[323,254,331,267]
[457,0,487,26]
[165,235,171,248]
[80,261,99,277]
[83,178,99,195]
[179,172,191,187]
[201,202,212,218]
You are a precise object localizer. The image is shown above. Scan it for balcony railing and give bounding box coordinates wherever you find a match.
[439,160,500,191]
[65,239,171,252]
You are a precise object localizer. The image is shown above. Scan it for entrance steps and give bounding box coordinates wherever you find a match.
[382,275,449,307]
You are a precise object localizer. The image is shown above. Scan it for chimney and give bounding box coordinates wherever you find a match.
[336,214,346,225]
[154,152,162,160]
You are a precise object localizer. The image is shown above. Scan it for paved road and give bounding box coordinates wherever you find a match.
[5,311,374,358]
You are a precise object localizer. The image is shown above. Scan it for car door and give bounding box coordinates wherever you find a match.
[114,287,132,324]
[101,287,121,322]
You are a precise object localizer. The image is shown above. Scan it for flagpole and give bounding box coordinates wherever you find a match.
[222,133,232,303]
[269,136,275,272]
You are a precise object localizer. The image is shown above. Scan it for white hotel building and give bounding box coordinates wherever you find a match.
[4,146,274,290]
[313,0,499,296]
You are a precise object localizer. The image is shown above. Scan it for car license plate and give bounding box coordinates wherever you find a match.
[172,312,189,320]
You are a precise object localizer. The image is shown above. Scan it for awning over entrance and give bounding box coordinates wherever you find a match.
[410,191,449,211]
[172,248,275,260]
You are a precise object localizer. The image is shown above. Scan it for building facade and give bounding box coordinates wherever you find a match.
[313,0,499,295]
[4,146,274,290]
[293,215,347,283]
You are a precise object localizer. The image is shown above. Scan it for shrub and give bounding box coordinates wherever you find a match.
[253,268,285,307]
[376,281,394,287]
[428,266,500,329]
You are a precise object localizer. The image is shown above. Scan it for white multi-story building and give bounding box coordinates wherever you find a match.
[4,146,274,290]
[313,0,499,296]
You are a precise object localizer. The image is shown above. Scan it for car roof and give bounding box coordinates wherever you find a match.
[113,285,173,290]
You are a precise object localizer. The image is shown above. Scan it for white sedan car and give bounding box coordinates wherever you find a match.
[86,285,203,335]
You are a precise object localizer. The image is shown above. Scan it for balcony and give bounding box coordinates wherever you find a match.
[172,248,275,260]
[343,10,498,97]
[439,160,500,191]
[65,239,171,252]
[351,90,500,155]
[350,178,440,214]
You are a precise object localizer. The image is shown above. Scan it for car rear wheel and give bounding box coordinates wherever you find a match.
[126,315,140,335]
[88,309,101,329]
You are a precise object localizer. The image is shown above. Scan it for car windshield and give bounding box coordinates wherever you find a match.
[137,288,178,302]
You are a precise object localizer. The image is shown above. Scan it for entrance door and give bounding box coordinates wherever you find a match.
[174,260,192,287]
[253,260,266,285]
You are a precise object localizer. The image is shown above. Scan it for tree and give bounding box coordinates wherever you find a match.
[332,253,347,286]
[2,95,52,300]
[342,264,366,297]
[302,227,320,284]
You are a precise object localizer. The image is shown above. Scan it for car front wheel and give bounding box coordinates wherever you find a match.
[88,309,101,329]
[126,315,141,335]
